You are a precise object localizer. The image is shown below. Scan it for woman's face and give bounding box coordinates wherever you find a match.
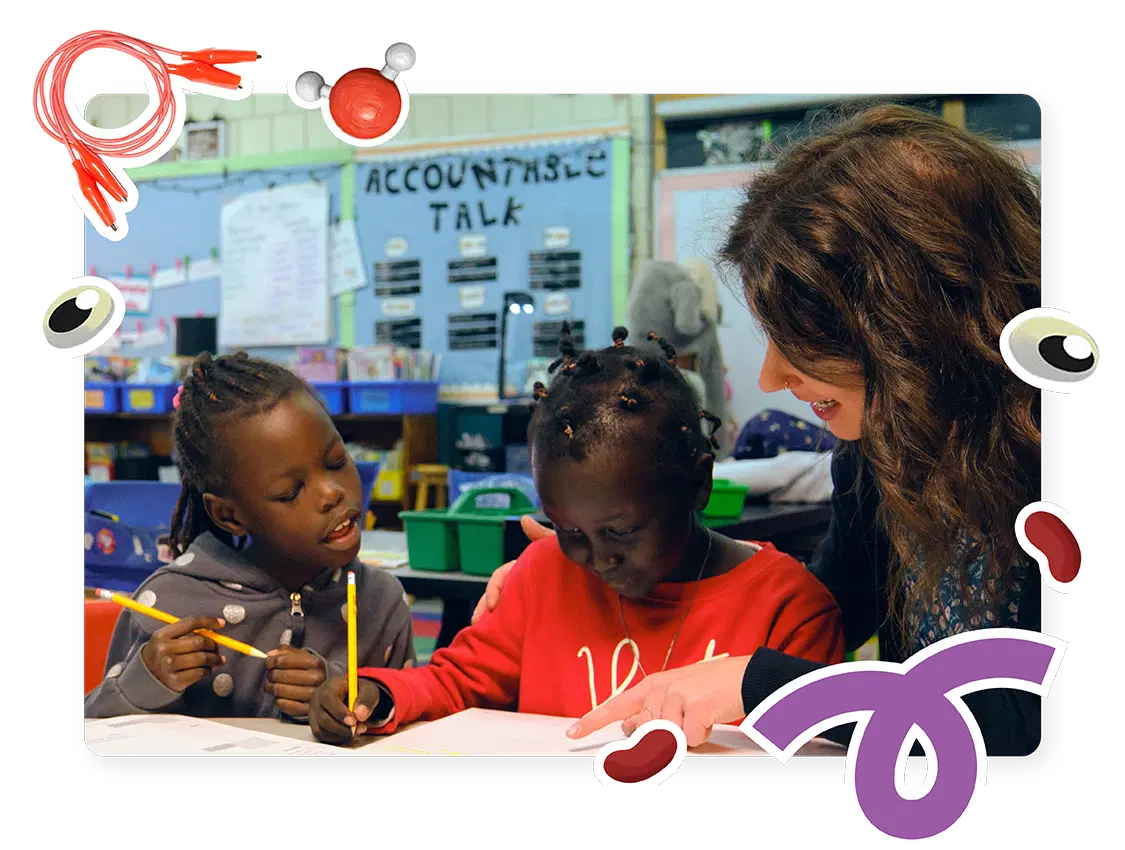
[758,340,866,440]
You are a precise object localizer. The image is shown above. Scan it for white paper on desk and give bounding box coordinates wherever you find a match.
[356,708,844,757]
[84,715,342,756]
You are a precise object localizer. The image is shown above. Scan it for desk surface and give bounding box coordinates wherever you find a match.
[214,713,844,757]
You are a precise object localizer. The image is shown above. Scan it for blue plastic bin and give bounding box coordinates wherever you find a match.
[347,381,439,415]
[121,383,177,414]
[312,382,348,415]
[85,481,183,532]
[84,514,165,592]
[84,383,120,413]
[84,483,181,591]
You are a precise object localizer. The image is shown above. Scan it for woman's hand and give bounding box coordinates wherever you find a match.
[566,655,753,747]
[471,515,556,624]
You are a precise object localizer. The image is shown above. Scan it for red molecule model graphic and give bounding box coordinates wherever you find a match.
[293,43,415,146]
[330,68,401,139]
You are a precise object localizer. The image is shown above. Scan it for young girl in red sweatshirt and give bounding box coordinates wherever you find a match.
[308,325,845,744]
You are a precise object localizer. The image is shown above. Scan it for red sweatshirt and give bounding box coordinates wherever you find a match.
[359,537,845,732]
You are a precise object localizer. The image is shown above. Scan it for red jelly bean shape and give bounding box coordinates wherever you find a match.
[1024,511,1081,583]
[602,728,679,783]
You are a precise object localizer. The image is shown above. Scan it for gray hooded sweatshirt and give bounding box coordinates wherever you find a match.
[84,532,415,719]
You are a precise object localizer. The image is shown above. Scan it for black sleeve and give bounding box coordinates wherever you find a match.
[741,575,1043,756]
[806,449,882,653]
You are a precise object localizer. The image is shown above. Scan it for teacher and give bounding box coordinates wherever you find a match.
[473,104,1043,755]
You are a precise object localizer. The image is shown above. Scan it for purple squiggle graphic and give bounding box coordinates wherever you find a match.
[741,630,1065,839]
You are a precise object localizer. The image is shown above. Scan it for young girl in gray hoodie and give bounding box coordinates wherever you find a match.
[85,352,415,721]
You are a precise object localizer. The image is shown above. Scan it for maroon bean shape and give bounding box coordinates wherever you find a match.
[1024,511,1081,583]
[602,729,679,783]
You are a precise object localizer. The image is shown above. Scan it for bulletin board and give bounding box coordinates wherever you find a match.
[83,161,346,362]
[352,137,623,390]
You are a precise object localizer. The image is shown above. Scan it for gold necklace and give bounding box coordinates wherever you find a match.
[616,529,714,678]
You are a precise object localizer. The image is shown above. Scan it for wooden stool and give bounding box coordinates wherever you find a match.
[411,464,449,510]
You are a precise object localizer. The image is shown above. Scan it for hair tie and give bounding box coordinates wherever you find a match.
[172,384,184,410]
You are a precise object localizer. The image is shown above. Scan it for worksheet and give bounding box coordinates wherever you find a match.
[84,715,342,756]
[356,708,845,757]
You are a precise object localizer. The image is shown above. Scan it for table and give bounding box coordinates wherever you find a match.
[214,712,845,757]
[216,716,417,750]
[368,500,832,651]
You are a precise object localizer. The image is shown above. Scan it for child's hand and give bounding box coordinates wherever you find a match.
[140,615,227,693]
[309,675,383,744]
[263,647,327,719]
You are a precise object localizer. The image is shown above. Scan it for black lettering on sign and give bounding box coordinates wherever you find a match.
[544,154,560,182]
[448,160,467,189]
[424,164,443,190]
[364,146,608,195]
[363,146,609,231]
[472,158,498,191]
[376,318,422,349]
[448,311,499,350]
[431,202,449,231]
[529,250,582,290]
[449,257,498,285]
[404,164,420,193]
[586,148,608,178]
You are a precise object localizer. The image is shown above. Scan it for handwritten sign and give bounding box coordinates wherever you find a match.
[364,147,609,233]
[219,182,330,347]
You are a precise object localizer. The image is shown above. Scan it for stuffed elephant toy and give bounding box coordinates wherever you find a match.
[627,259,733,457]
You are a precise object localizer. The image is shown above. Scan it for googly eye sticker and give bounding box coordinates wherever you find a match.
[42,277,125,357]
[999,307,1098,393]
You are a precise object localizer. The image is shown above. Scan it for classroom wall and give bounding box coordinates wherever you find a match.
[85,94,654,264]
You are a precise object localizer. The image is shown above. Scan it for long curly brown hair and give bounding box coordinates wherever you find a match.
[719,103,1041,647]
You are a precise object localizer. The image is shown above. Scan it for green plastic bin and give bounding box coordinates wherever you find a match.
[701,479,750,519]
[400,486,538,574]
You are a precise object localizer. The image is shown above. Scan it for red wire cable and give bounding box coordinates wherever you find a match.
[34,30,181,162]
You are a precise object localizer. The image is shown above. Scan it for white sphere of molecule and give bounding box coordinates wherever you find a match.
[294,70,327,102]
[381,43,416,80]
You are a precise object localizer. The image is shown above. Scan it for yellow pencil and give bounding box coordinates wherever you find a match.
[347,571,358,713]
[96,588,268,659]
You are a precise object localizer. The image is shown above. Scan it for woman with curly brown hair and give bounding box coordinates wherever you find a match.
[477,103,1043,755]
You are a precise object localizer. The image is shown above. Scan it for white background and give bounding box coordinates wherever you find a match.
[10,2,1123,847]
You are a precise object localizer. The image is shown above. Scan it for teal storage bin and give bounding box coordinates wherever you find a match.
[400,487,538,574]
